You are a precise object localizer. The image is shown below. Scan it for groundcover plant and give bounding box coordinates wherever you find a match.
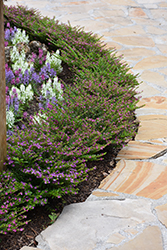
[0,4,140,235]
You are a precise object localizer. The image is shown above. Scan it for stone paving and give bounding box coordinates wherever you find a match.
[5,0,167,249]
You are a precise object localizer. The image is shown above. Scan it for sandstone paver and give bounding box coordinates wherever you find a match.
[137,96,167,110]
[133,56,167,70]
[102,25,145,37]
[146,26,167,35]
[155,203,167,227]
[141,71,167,88]
[119,48,156,58]
[109,226,163,250]
[136,119,167,141]
[112,36,155,47]
[36,199,156,250]
[101,0,139,6]
[129,7,148,18]
[92,190,119,197]
[116,141,167,160]
[106,232,126,244]
[136,81,160,98]
[99,160,167,199]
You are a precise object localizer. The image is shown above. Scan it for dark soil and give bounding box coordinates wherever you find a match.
[0,60,135,250]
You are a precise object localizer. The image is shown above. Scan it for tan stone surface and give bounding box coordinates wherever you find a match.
[103,26,145,37]
[109,226,163,250]
[159,2,167,7]
[136,119,167,141]
[62,1,89,5]
[119,48,155,58]
[137,114,167,120]
[99,160,167,199]
[163,159,167,164]
[151,9,167,20]
[148,139,164,144]
[105,42,122,50]
[137,0,163,3]
[155,203,167,227]
[107,232,126,244]
[146,26,166,35]
[137,96,167,110]
[61,19,114,32]
[134,56,167,70]
[155,35,167,45]
[129,7,148,18]
[93,9,125,18]
[157,45,167,54]
[132,18,160,26]
[140,71,167,88]
[102,16,133,26]
[124,228,138,235]
[112,36,154,47]
[135,108,167,116]
[101,0,139,6]
[136,81,160,97]
[160,68,167,75]
[116,141,167,160]
[92,191,118,197]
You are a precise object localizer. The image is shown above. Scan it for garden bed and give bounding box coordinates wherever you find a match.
[0,4,140,249]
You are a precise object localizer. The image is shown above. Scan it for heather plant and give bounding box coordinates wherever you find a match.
[1,4,142,235]
[0,170,47,234]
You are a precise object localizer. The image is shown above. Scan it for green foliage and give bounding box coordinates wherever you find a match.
[1,4,141,235]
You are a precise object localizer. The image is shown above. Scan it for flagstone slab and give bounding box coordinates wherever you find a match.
[102,0,139,6]
[103,26,145,37]
[102,16,133,26]
[159,3,167,7]
[119,48,155,58]
[151,9,167,20]
[107,232,126,244]
[137,114,167,121]
[112,36,154,47]
[129,7,148,18]
[92,190,119,197]
[135,119,167,141]
[99,160,167,199]
[133,56,167,70]
[105,42,122,50]
[140,71,167,88]
[109,226,163,250]
[160,68,167,76]
[124,228,138,236]
[131,18,160,26]
[93,9,125,18]
[137,96,167,110]
[116,141,167,160]
[36,199,155,250]
[157,44,167,54]
[155,203,167,227]
[146,26,166,35]
[136,81,160,97]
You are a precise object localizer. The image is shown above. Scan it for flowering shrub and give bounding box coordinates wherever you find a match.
[0,170,47,234]
[4,23,63,132]
[1,4,141,235]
